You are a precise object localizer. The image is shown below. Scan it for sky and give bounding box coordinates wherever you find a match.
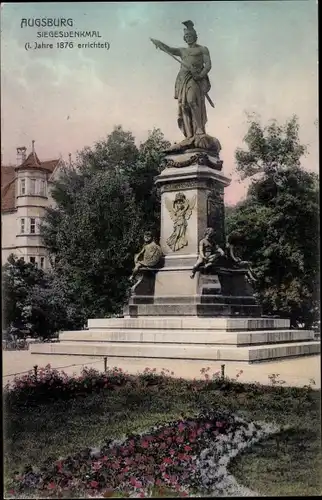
[1,1,318,205]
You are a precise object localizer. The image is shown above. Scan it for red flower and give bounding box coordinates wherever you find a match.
[130,478,142,488]
[55,460,63,470]
[178,422,185,433]
[47,482,56,489]
[163,457,173,465]
[140,440,149,449]
[90,480,99,488]
[184,445,192,452]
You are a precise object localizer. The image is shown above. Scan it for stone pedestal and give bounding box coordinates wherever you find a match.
[124,150,261,318]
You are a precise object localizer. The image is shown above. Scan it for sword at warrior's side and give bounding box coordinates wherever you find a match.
[150,38,215,108]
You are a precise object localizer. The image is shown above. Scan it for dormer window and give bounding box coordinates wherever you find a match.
[20,179,26,195]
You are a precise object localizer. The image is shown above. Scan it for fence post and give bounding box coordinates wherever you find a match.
[33,364,38,381]
[221,364,225,380]
[104,357,107,372]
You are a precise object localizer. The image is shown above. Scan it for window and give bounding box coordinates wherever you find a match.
[39,180,46,196]
[30,179,36,195]
[20,179,26,195]
[20,218,25,234]
[40,257,45,269]
[30,218,36,234]
[29,257,36,264]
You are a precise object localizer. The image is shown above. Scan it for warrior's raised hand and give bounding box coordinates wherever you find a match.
[150,38,163,49]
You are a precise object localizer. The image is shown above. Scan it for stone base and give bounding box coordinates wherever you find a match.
[128,264,260,317]
[124,303,262,317]
[30,316,320,364]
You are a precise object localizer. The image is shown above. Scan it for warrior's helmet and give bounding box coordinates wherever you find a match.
[182,20,198,43]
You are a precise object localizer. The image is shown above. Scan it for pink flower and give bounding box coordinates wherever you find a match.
[47,482,56,489]
[216,421,224,428]
[184,445,192,452]
[90,480,99,488]
[178,422,185,433]
[130,478,142,488]
[140,440,149,449]
[176,436,184,443]
[163,457,173,465]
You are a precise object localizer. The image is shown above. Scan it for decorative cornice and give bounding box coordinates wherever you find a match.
[161,152,223,171]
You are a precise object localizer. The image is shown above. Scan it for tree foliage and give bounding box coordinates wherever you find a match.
[41,127,170,320]
[227,115,319,327]
[2,254,82,338]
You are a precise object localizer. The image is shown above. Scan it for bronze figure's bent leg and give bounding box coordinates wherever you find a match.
[190,256,204,279]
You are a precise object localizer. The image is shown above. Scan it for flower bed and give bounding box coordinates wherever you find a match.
[7,406,278,498]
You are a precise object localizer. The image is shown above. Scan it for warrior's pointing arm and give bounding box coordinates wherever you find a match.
[150,38,182,57]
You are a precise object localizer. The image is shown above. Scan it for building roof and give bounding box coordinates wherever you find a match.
[1,165,16,212]
[1,152,61,212]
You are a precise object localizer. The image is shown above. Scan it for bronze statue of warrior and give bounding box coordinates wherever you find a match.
[151,21,212,140]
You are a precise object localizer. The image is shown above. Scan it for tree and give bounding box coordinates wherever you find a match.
[2,254,46,333]
[41,126,170,320]
[227,115,319,328]
[2,254,80,338]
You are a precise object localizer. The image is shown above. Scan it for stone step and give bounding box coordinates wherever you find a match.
[87,317,291,331]
[30,340,320,362]
[59,329,314,345]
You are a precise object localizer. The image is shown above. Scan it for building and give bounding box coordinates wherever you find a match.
[1,142,65,268]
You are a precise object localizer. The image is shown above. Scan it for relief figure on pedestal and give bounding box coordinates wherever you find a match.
[130,231,163,282]
[165,192,196,251]
[190,227,225,278]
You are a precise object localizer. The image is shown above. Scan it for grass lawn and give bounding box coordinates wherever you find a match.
[4,370,321,497]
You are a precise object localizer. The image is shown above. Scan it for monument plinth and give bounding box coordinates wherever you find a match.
[30,20,319,366]
[124,150,261,317]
